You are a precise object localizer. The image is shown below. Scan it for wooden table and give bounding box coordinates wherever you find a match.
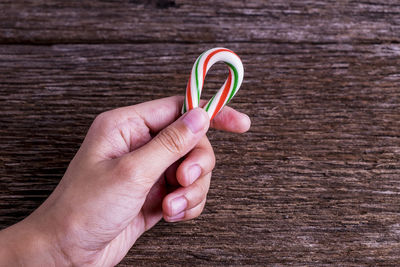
[1,1,399,265]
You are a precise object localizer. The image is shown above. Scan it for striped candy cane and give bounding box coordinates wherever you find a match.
[182,48,244,120]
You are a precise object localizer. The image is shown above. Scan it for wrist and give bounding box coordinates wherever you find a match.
[0,217,71,266]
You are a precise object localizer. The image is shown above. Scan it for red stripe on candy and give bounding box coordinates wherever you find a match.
[203,48,233,81]
[186,73,193,110]
[211,71,232,120]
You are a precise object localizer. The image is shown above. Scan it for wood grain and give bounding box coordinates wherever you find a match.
[1,0,400,44]
[1,0,400,266]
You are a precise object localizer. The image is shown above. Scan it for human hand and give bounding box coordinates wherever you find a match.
[0,96,250,266]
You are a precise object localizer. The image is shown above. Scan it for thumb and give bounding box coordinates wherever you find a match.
[120,108,210,190]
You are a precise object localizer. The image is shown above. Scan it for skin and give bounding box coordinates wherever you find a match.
[0,96,251,266]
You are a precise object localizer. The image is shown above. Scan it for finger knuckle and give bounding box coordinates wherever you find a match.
[156,127,187,155]
[203,138,216,170]
[94,111,110,124]
[189,203,206,219]
[197,198,207,212]
[210,152,216,170]
[192,180,209,197]
[92,111,114,130]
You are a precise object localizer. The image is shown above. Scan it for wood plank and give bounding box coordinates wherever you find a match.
[1,43,399,265]
[0,0,400,44]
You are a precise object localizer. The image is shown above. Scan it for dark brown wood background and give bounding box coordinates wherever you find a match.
[1,0,400,266]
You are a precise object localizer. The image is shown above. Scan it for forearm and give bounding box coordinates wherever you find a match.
[0,218,69,266]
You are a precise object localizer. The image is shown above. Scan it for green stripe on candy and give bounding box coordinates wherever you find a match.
[226,62,238,103]
[183,99,187,112]
[195,53,204,103]
[205,95,215,112]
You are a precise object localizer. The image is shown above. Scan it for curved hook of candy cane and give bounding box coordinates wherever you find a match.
[182,47,244,120]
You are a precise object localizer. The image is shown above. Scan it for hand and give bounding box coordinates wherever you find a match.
[0,96,250,266]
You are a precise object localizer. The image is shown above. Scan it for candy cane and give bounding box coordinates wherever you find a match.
[182,48,244,120]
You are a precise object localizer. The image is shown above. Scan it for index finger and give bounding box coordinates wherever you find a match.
[113,95,250,133]
[112,96,184,133]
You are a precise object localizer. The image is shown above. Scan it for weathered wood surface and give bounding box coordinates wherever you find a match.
[1,1,400,266]
[1,0,400,45]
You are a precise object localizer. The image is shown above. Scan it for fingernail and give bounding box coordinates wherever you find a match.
[182,108,208,133]
[166,211,185,222]
[188,164,201,184]
[170,196,188,216]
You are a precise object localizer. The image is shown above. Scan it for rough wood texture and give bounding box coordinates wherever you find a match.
[1,1,400,266]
